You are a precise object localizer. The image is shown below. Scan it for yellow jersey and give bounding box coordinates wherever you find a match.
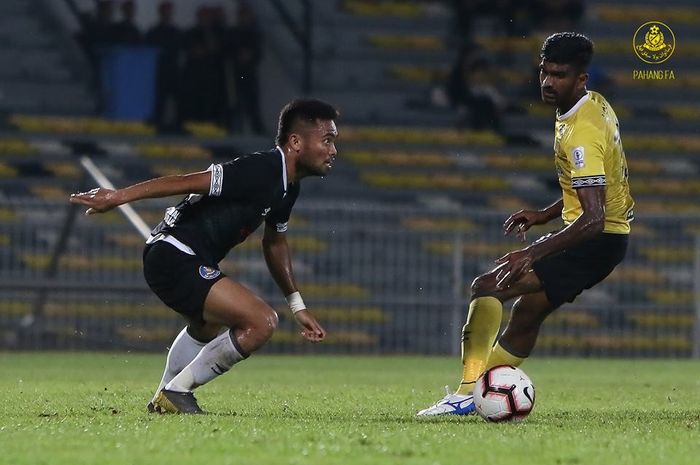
[553,91,634,234]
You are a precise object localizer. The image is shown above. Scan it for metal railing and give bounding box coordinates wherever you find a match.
[2,199,699,357]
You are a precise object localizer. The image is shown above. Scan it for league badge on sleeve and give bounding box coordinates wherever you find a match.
[572,146,585,168]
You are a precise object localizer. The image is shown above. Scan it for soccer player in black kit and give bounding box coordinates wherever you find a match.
[70,99,339,414]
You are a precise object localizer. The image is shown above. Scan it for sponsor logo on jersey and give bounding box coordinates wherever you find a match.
[198,265,221,280]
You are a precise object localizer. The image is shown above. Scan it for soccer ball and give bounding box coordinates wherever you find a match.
[473,365,535,422]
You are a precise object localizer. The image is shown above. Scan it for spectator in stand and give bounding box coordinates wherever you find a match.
[77,0,120,60]
[228,0,265,135]
[211,4,235,126]
[113,0,142,45]
[75,0,122,111]
[146,1,183,132]
[446,46,509,132]
[179,6,227,125]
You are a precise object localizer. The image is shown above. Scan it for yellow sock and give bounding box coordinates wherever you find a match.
[457,296,502,395]
[486,341,525,371]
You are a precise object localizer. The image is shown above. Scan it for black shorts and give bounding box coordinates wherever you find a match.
[532,232,628,309]
[142,241,225,322]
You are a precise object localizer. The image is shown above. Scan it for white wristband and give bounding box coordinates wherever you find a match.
[286,291,306,314]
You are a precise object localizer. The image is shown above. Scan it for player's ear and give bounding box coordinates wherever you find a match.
[289,133,302,152]
[578,72,589,90]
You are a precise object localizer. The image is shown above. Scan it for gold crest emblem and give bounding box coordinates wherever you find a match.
[633,21,675,64]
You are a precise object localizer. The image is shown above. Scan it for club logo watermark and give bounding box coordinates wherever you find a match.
[634,21,675,63]
[632,21,676,80]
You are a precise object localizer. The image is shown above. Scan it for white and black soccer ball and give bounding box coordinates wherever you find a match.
[474,365,535,422]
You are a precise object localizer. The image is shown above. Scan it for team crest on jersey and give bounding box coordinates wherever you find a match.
[572,146,585,168]
[198,266,221,280]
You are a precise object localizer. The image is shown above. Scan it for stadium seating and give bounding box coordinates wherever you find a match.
[1,0,699,357]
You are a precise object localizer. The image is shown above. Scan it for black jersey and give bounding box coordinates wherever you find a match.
[149,147,300,264]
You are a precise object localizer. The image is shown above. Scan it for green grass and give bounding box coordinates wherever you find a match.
[0,353,699,465]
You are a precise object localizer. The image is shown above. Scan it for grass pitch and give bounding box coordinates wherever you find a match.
[0,353,699,465]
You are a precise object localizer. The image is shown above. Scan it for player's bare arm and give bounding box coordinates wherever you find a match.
[503,198,563,241]
[69,171,212,214]
[495,186,604,289]
[262,224,326,342]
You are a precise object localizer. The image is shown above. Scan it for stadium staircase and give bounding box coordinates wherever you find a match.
[0,0,95,116]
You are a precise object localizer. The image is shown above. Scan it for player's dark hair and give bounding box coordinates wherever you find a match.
[540,32,593,72]
[276,99,339,146]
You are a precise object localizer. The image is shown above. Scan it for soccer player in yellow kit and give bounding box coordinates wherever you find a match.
[418,32,634,415]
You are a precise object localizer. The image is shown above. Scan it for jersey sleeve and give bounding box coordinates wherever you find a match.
[265,183,300,233]
[565,122,606,189]
[208,155,279,200]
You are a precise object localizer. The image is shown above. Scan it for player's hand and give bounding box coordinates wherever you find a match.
[493,248,535,289]
[69,187,118,215]
[293,309,326,343]
[503,210,545,242]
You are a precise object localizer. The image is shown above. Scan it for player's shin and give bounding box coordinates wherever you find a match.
[457,296,502,395]
[152,327,207,402]
[165,329,248,392]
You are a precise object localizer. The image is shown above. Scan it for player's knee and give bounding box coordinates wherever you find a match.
[253,307,278,339]
[266,308,279,332]
[470,274,496,297]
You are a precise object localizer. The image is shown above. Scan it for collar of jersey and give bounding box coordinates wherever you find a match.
[556,91,590,121]
[276,145,288,194]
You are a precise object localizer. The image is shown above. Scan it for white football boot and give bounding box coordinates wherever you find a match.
[417,386,476,416]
